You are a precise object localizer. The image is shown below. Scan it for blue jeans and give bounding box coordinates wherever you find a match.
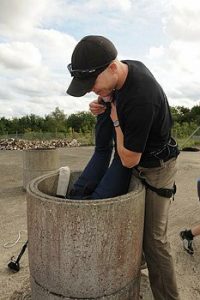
[69,105,132,200]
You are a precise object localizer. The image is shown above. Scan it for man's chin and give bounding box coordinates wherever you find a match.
[102,95,113,102]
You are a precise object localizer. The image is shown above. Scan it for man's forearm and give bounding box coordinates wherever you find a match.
[114,126,141,168]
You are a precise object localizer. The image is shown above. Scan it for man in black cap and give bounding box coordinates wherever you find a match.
[67,35,133,200]
[67,35,180,300]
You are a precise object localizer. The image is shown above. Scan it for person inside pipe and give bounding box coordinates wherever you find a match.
[66,35,180,300]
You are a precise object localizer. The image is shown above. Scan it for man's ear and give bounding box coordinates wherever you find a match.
[108,61,118,74]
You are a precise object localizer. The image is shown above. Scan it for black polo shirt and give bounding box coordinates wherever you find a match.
[115,60,172,163]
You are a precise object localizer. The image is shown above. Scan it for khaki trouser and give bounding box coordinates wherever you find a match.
[134,157,180,300]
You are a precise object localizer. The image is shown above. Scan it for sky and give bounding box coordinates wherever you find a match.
[0,0,200,118]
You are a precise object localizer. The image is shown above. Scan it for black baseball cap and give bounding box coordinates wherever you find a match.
[66,35,118,97]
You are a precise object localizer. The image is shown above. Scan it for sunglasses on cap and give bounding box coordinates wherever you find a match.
[67,62,110,79]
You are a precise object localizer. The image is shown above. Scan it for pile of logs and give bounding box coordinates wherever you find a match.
[0,138,81,150]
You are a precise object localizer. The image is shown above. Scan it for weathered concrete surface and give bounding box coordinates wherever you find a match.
[27,171,145,299]
[30,275,140,300]
[23,148,59,190]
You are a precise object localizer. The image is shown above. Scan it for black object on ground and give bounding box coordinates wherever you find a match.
[180,231,194,255]
[8,241,28,272]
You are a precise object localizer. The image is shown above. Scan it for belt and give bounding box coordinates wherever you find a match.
[139,156,174,168]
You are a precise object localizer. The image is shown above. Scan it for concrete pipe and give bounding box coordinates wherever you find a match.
[27,171,145,300]
[23,148,59,190]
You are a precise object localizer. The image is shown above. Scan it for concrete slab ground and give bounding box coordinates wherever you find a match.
[0,147,200,299]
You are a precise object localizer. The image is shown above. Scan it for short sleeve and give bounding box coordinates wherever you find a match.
[122,102,156,153]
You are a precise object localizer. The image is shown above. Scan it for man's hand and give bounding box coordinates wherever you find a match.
[89,99,106,116]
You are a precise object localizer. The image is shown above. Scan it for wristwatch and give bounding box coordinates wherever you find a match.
[113,120,120,127]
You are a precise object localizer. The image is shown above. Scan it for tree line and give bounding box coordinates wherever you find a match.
[170,105,200,138]
[0,105,200,138]
[0,107,96,135]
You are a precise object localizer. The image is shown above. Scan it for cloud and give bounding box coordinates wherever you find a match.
[0,0,200,118]
[0,25,77,116]
[86,0,132,12]
[0,42,41,69]
[145,0,200,108]
[59,0,132,18]
[164,0,200,41]
[0,0,61,36]
[0,94,91,118]
[147,46,165,60]
[31,29,76,70]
